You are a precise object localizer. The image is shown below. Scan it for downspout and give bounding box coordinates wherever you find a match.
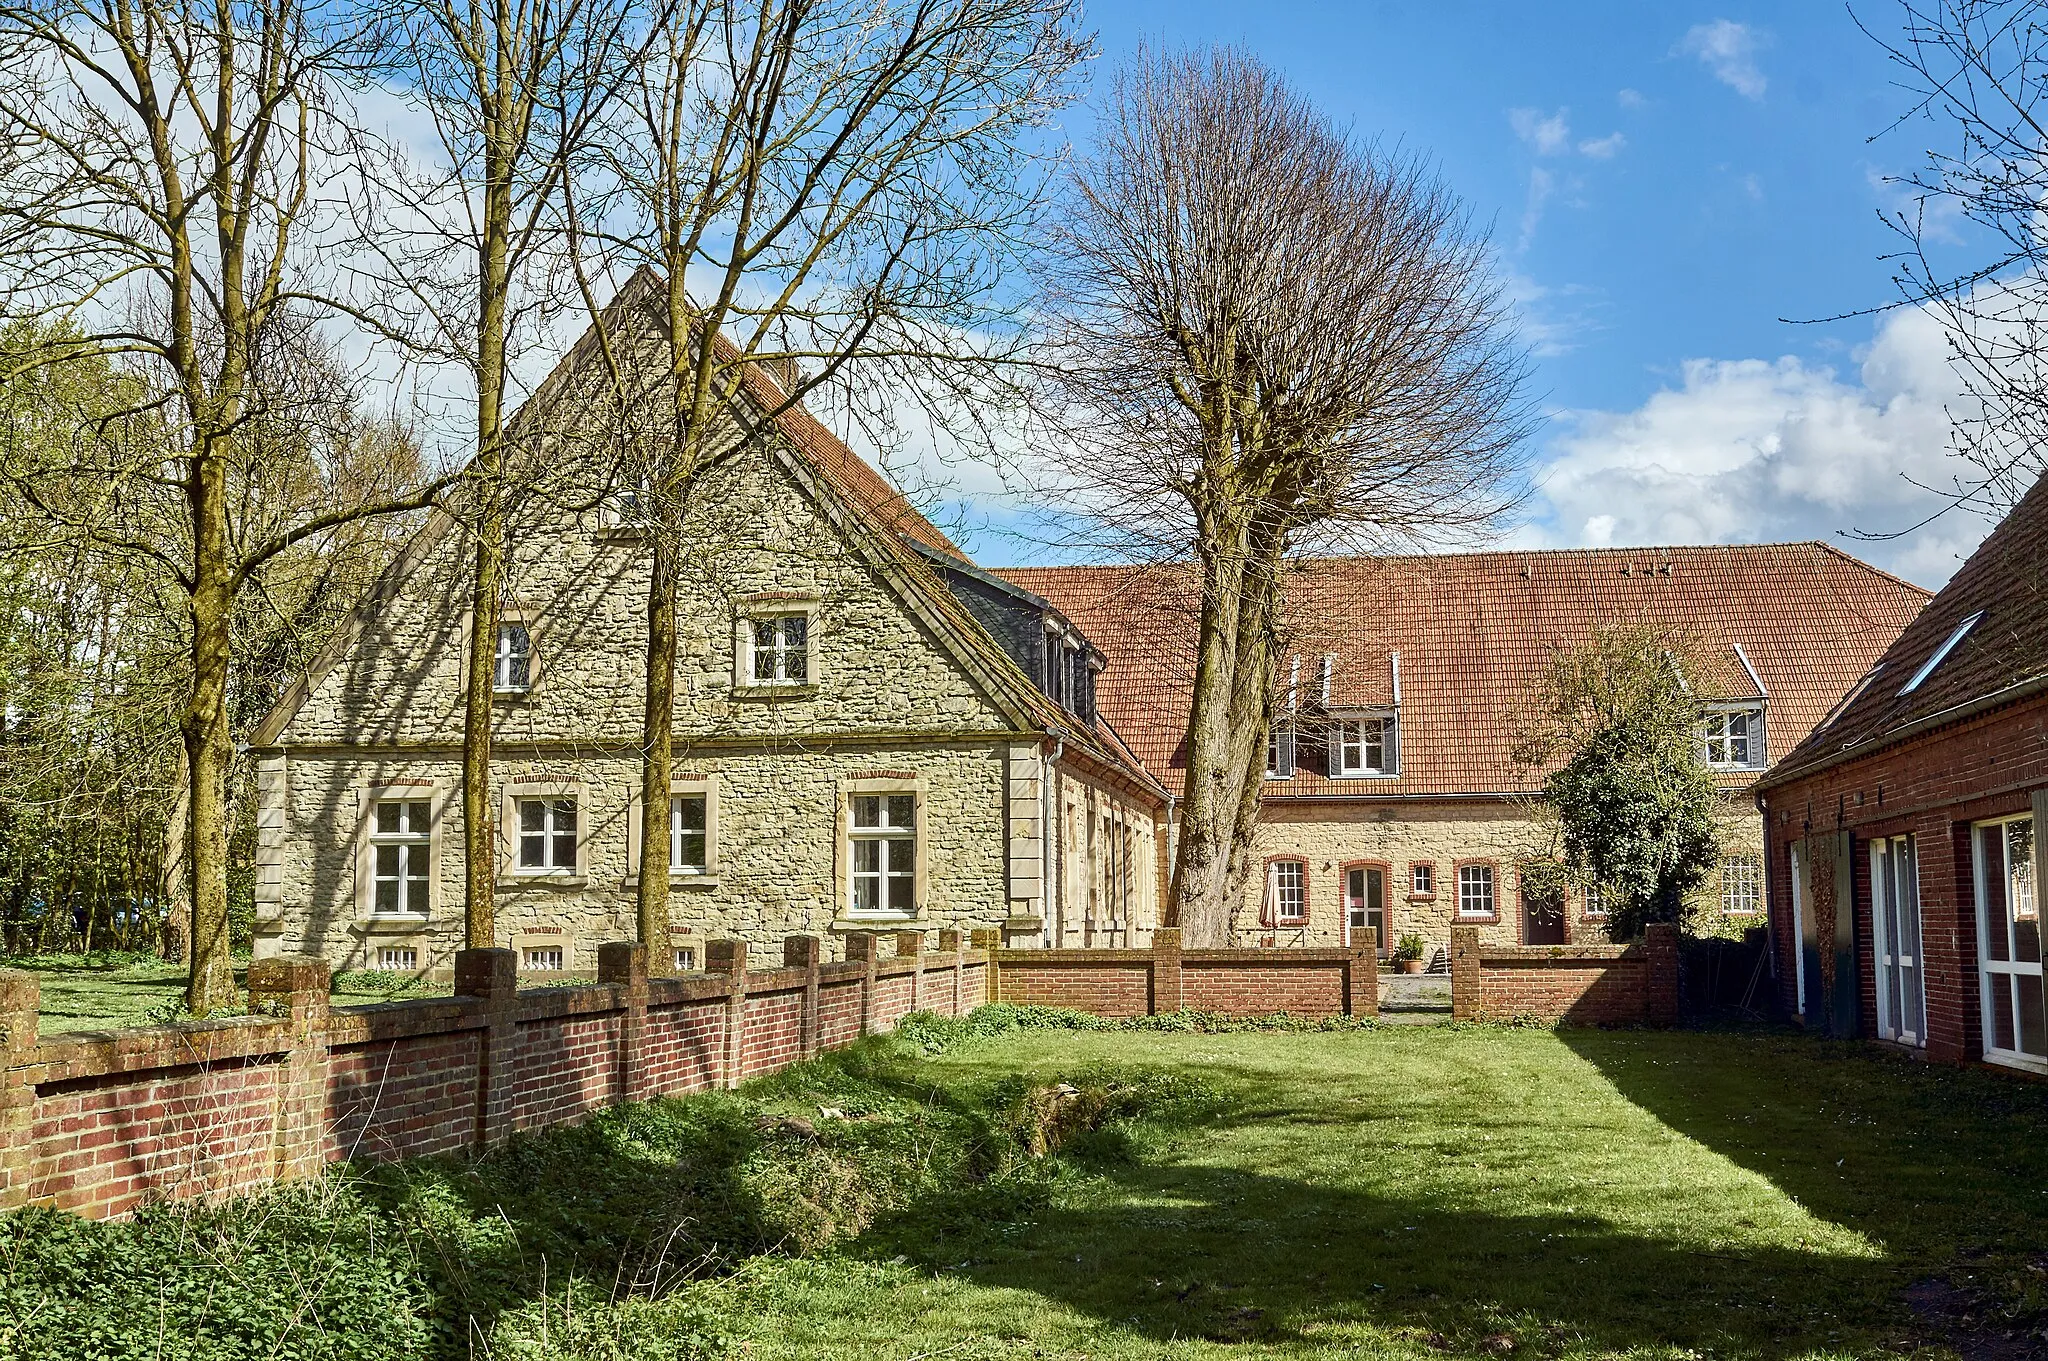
[1043,736,1063,947]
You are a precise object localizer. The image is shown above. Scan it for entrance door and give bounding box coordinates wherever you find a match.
[1975,814,2045,1072]
[1346,865,1386,955]
[1870,835,1926,1046]
[1522,874,1567,944]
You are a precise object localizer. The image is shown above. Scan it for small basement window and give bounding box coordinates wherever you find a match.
[673,945,698,973]
[521,945,565,972]
[377,946,418,972]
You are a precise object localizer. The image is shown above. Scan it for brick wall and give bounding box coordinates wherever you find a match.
[985,928,1378,1020]
[0,931,982,1222]
[1448,923,1679,1026]
[1759,690,2048,1067]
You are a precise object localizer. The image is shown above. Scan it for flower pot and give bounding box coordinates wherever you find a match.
[1399,958,1426,974]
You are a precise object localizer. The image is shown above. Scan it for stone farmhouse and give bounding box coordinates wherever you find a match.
[1003,548,1930,958]
[250,276,1167,981]
[1756,468,2048,1076]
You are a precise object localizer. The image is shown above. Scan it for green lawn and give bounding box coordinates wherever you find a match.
[714,1026,2046,1359]
[9,1016,2047,1359]
[6,953,456,1031]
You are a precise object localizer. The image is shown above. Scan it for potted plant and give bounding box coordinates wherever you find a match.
[1396,934,1428,974]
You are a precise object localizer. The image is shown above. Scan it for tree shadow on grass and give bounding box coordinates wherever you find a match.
[865,1136,1897,1358]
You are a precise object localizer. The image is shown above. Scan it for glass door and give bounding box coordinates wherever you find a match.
[1346,866,1386,955]
[1870,836,1925,1046]
[1974,815,2045,1071]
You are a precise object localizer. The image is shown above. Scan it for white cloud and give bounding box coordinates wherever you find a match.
[1578,131,1627,159]
[1678,20,1767,101]
[1510,106,1572,156]
[1617,88,1647,110]
[1519,166,1555,253]
[1519,305,1997,586]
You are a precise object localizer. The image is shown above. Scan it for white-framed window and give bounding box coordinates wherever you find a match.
[1266,859,1307,924]
[517,797,578,873]
[1331,715,1396,776]
[521,945,565,972]
[669,794,708,874]
[369,799,432,916]
[495,622,533,693]
[1265,723,1296,780]
[751,614,809,684]
[673,945,698,973]
[1583,883,1609,919]
[849,793,917,915]
[1458,864,1495,917]
[1411,863,1434,896]
[1973,813,2043,1071]
[1871,834,1926,1047]
[1721,855,1762,915]
[1700,706,1765,769]
[376,946,419,972]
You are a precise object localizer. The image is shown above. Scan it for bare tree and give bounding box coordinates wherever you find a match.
[569,0,1086,952]
[1866,0,2048,512]
[364,0,636,953]
[1032,48,1531,946]
[0,0,447,1011]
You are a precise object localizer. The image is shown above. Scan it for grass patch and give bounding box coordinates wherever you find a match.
[6,1016,2048,1358]
[4,953,455,1032]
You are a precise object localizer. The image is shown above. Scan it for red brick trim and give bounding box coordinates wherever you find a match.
[1451,859,1501,924]
[1261,854,1310,926]
[1337,860,1393,953]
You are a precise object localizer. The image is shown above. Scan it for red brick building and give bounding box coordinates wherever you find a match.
[1756,471,2048,1074]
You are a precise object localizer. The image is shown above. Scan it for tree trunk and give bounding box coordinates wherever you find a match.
[635,536,677,951]
[184,439,238,1014]
[158,745,191,962]
[1167,507,1254,946]
[1218,521,1287,914]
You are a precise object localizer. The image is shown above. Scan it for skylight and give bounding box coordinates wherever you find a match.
[1898,611,1984,695]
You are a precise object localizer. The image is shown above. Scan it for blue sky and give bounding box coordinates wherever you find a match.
[951,2,1995,585]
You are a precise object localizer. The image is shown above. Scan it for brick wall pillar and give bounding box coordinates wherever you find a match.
[785,936,822,1058]
[1450,926,1482,1021]
[844,932,879,1034]
[248,955,331,1183]
[970,928,1001,1004]
[454,948,519,1147]
[707,939,749,1088]
[896,930,923,1011]
[1344,948,1379,1018]
[597,942,649,1103]
[937,930,964,1016]
[1644,922,1680,1027]
[1151,927,1183,1015]
[0,969,39,1210]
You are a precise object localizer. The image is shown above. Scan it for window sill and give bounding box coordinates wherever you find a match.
[1455,913,1501,925]
[735,682,819,700]
[1407,893,1436,903]
[831,913,917,931]
[492,689,534,702]
[500,873,587,889]
[1330,771,1400,780]
[351,915,432,933]
[623,873,721,890]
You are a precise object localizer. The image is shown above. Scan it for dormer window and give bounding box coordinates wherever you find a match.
[1330,714,1397,777]
[494,623,532,693]
[1266,722,1296,780]
[1701,705,1765,769]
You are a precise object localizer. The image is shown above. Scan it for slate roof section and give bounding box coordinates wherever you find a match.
[1000,543,1932,800]
[1762,469,2048,787]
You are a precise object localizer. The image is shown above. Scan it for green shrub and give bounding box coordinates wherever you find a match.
[0,1181,428,1361]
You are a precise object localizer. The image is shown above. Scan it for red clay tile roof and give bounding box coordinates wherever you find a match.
[1763,470,2048,787]
[1000,543,1931,800]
